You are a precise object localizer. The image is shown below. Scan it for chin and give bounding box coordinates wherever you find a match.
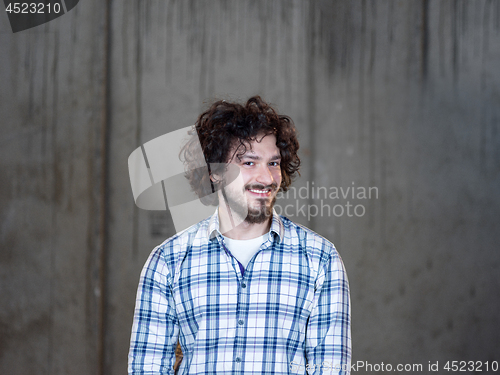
[245,205,273,224]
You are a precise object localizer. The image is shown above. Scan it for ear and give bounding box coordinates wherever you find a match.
[209,173,222,194]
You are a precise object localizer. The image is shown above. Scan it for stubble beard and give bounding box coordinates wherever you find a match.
[222,183,277,225]
[245,195,276,224]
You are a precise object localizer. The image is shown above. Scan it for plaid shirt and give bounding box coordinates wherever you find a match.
[128,210,351,374]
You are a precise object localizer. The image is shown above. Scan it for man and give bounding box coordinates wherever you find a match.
[128,96,351,374]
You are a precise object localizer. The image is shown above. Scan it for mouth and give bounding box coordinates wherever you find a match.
[246,187,273,197]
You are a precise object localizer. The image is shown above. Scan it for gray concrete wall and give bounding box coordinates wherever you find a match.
[0,1,108,374]
[1,1,499,374]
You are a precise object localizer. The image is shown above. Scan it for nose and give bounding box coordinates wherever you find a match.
[256,164,275,187]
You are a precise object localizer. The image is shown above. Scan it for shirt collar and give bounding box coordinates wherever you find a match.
[207,208,284,243]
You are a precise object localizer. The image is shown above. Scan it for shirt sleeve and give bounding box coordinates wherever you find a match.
[305,249,351,375]
[128,248,179,375]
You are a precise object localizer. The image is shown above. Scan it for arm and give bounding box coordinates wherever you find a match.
[128,249,179,375]
[305,251,351,375]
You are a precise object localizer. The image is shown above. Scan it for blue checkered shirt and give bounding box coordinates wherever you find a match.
[128,210,351,374]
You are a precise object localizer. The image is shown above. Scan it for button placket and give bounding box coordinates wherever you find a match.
[233,273,249,369]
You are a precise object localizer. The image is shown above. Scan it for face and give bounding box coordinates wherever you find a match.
[219,133,282,224]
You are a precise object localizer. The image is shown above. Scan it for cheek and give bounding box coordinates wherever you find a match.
[227,166,247,187]
[239,170,253,185]
[229,179,245,193]
[274,170,282,185]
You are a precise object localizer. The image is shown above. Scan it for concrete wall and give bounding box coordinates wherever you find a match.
[1,1,499,374]
[0,1,108,373]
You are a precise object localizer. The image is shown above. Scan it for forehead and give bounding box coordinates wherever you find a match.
[230,134,279,160]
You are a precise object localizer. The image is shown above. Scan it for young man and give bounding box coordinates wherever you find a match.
[128,97,351,374]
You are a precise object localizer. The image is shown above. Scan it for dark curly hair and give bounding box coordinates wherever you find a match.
[181,96,300,205]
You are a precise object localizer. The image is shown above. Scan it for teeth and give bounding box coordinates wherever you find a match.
[249,189,269,194]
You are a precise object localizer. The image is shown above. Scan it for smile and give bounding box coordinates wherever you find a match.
[247,188,271,195]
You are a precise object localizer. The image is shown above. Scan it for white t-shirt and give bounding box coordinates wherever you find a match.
[222,234,267,268]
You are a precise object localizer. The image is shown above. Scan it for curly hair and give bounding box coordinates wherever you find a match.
[181,96,300,205]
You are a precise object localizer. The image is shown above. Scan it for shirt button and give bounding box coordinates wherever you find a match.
[241,283,247,288]
[235,357,241,363]
[238,320,244,326]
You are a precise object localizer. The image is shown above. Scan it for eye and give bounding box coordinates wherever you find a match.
[269,161,280,167]
[243,161,254,166]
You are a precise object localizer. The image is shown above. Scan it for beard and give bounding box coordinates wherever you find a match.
[245,195,276,224]
[221,182,277,224]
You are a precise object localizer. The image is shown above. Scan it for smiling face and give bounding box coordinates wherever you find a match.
[219,133,282,224]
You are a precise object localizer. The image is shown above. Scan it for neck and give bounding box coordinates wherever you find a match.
[218,205,272,240]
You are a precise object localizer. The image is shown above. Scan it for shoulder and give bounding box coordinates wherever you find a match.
[141,216,212,284]
[280,216,337,256]
[279,216,349,289]
[279,215,344,271]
